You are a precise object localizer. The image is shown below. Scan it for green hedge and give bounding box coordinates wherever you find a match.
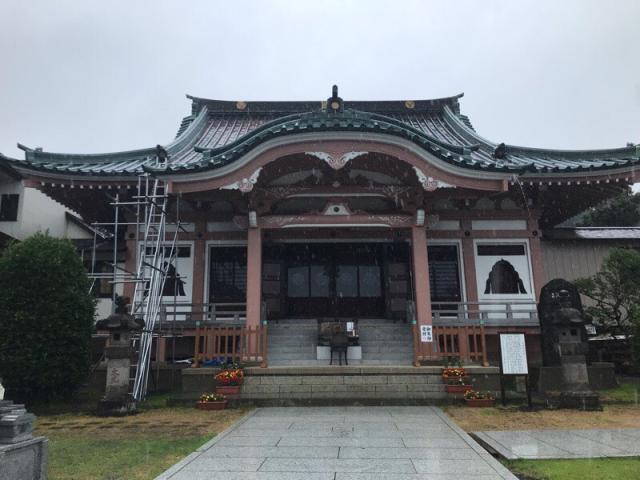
[0,233,96,402]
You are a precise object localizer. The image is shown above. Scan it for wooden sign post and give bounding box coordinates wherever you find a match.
[499,332,532,408]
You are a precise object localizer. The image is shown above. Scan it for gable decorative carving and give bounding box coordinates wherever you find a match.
[221,168,262,192]
[305,151,368,170]
[412,167,455,191]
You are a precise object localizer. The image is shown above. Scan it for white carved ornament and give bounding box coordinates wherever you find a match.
[305,151,368,170]
[412,167,455,191]
[221,168,262,193]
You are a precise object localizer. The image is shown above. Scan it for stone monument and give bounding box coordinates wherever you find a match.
[537,278,600,409]
[0,400,48,480]
[96,296,144,415]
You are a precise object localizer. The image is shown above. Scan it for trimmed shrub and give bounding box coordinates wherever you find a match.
[0,233,95,402]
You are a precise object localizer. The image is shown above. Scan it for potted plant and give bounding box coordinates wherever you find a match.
[445,376,473,394]
[215,363,244,395]
[464,389,495,407]
[196,393,227,410]
[441,366,466,380]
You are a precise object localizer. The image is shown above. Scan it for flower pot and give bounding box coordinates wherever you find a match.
[465,398,495,407]
[216,385,241,395]
[442,374,469,382]
[196,400,227,410]
[445,384,473,394]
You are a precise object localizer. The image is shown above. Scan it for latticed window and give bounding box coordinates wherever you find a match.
[209,247,247,302]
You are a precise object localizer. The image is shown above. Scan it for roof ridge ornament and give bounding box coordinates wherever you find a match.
[327,85,344,113]
[155,145,169,168]
[493,143,507,159]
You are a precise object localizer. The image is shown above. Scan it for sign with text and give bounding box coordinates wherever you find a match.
[499,333,528,375]
[420,325,433,343]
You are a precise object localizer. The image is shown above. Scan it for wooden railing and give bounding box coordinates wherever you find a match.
[193,325,268,367]
[409,299,538,366]
[157,302,247,325]
[412,324,488,366]
[431,301,538,326]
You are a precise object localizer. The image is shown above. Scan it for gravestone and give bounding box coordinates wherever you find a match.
[96,296,144,415]
[0,400,48,480]
[537,279,600,409]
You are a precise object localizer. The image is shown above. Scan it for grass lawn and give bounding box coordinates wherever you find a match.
[33,397,251,480]
[600,377,640,404]
[443,403,640,431]
[504,457,640,480]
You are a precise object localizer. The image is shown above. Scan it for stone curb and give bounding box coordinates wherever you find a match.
[153,408,259,480]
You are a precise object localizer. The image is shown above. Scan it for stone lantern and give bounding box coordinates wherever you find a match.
[96,296,144,415]
[537,279,600,409]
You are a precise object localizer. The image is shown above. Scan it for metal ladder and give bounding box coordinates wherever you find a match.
[129,176,179,402]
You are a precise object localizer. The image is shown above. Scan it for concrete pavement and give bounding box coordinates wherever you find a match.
[156,406,517,480]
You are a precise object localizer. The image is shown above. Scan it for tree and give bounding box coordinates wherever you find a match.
[578,190,640,227]
[0,233,95,402]
[574,248,640,367]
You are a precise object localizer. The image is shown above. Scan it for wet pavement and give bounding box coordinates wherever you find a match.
[156,406,517,480]
[473,428,640,459]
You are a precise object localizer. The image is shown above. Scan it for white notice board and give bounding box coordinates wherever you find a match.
[420,325,433,343]
[499,333,528,375]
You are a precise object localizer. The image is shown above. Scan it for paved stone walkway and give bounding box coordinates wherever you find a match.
[473,428,640,459]
[156,406,517,480]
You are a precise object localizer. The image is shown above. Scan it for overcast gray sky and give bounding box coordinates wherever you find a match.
[0,0,638,158]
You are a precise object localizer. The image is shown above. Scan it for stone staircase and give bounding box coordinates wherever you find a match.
[267,319,414,366]
[358,319,414,365]
[267,319,319,365]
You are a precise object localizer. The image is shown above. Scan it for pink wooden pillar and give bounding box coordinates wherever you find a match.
[156,336,167,363]
[460,219,478,303]
[245,227,263,329]
[527,217,545,299]
[411,226,433,364]
[191,232,209,320]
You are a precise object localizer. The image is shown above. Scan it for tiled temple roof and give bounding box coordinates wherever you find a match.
[4,92,639,178]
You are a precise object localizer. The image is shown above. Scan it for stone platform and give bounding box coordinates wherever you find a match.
[181,365,500,405]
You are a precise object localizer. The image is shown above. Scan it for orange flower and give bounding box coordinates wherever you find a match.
[215,368,245,386]
[442,367,466,378]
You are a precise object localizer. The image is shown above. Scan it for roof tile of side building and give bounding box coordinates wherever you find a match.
[543,227,640,240]
[5,92,640,178]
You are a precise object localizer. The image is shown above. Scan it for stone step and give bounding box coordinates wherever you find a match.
[268,329,318,335]
[268,340,316,348]
[359,333,412,338]
[361,348,413,355]
[269,353,318,361]
[360,341,413,348]
[359,335,412,342]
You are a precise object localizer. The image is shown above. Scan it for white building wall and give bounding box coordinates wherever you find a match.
[540,240,633,282]
[0,179,92,241]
